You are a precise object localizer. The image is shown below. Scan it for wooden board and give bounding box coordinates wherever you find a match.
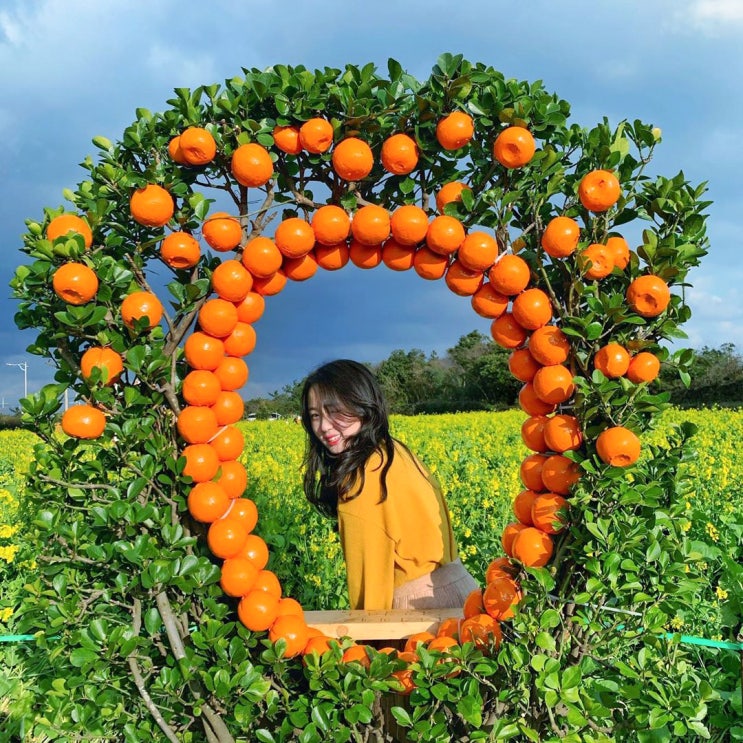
[304,608,462,641]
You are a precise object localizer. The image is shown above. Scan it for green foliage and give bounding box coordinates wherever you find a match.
[6,52,736,742]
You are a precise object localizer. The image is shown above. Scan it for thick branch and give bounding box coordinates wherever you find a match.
[128,598,181,743]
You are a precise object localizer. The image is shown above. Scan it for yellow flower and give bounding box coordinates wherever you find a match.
[715,586,728,601]
[0,545,19,564]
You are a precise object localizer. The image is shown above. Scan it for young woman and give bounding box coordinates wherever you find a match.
[300,359,478,611]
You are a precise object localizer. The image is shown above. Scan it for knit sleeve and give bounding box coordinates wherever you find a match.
[338,511,396,610]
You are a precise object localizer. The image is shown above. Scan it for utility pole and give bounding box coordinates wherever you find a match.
[6,361,29,399]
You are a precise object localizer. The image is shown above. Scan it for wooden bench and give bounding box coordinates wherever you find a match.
[304,608,461,641]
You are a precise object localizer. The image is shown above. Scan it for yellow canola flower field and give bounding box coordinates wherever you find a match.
[1,408,741,614]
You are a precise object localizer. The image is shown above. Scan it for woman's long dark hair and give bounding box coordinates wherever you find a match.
[301,359,395,518]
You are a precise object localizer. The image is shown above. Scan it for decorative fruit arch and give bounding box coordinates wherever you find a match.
[13,55,709,738]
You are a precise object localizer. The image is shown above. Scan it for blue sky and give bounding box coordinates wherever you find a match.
[1,0,742,406]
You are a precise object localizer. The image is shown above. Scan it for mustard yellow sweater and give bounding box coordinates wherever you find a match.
[337,442,458,610]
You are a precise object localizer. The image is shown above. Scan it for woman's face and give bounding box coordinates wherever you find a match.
[307,387,362,454]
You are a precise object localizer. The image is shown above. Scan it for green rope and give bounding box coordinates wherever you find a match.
[1,631,741,650]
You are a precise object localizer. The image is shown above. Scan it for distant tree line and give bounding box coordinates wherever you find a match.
[246,335,743,418]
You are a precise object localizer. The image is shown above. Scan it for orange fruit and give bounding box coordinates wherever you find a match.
[579,169,621,212]
[488,254,530,295]
[528,325,571,366]
[299,118,334,154]
[485,557,519,584]
[250,268,287,295]
[272,124,302,155]
[315,242,350,271]
[181,443,220,483]
[237,589,280,632]
[541,216,580,258]
[275,597,305,620]
[187,481,230,523]
[348,239,383,269]
[235,537,269,571]
[182,369,221,406]
[436,111,474,150]
[531,493,569,535]
[541,454,581,495]
[223,322,257,357]
[518,382,557,417]
[177,405,219,444]
[493,126,536,168]
[168,134,187,164]
[413,246,449,280]
[508,348,542,382]
[596,426,641,467]
[231,143,274,188]
[502,522,528,556]
[178,127,217,166]
[214,356,249,391]
[380,133,419,175]
[627,351,660,383]
[435,181,471,213]
[160,231,201,269]
[511,527,554,567]
[580,243,614,280]
[459,613,502,650]
[130,184,174,228]
[390,205,429,246]
[207,516,248,559]
[594,343,631,378]
[471,283,508,319]
[445,260,484,296]
[198,298,239,338]
[235,291,266,324]
[80,347,124,386]
[436,617,461,639]
[269,615,310,659]
[211,425,245,461]
[52,262,99,305]
[426,215,465,256]
[512,488,538,525]
[491,313,529,350]
[184,332,225,371]
[542,413,582,453]
[121,291,163,330]
[606,235,631,270]
[532,364,575,405]
[220,556,259,597]
[211,391,245,425]
[225,497,258,534]
[626,275,671,317]
[275,217,316,258]
[519,453,548,492]
[61,404,106,439]
[403,631,435,653]
[46,213,93,248]
[202,212,243,252]
[382,239,416,272]
[520,415,549,452]
[252,569,282,597]
[215,459,248,499]
[287,256,318,288]
[391,651,417,694]
[463,588,485,619]
[427,636,459,653]
[342,644,371,668]
[311,205,351,246]
[241,236,282,278]
[212,259,253,302]
[457,231,498,272]
[331,137,374,181]
[483,576,521,620]
[351,205,390,245]
[512,288,552,330]
[303,634,335,657]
